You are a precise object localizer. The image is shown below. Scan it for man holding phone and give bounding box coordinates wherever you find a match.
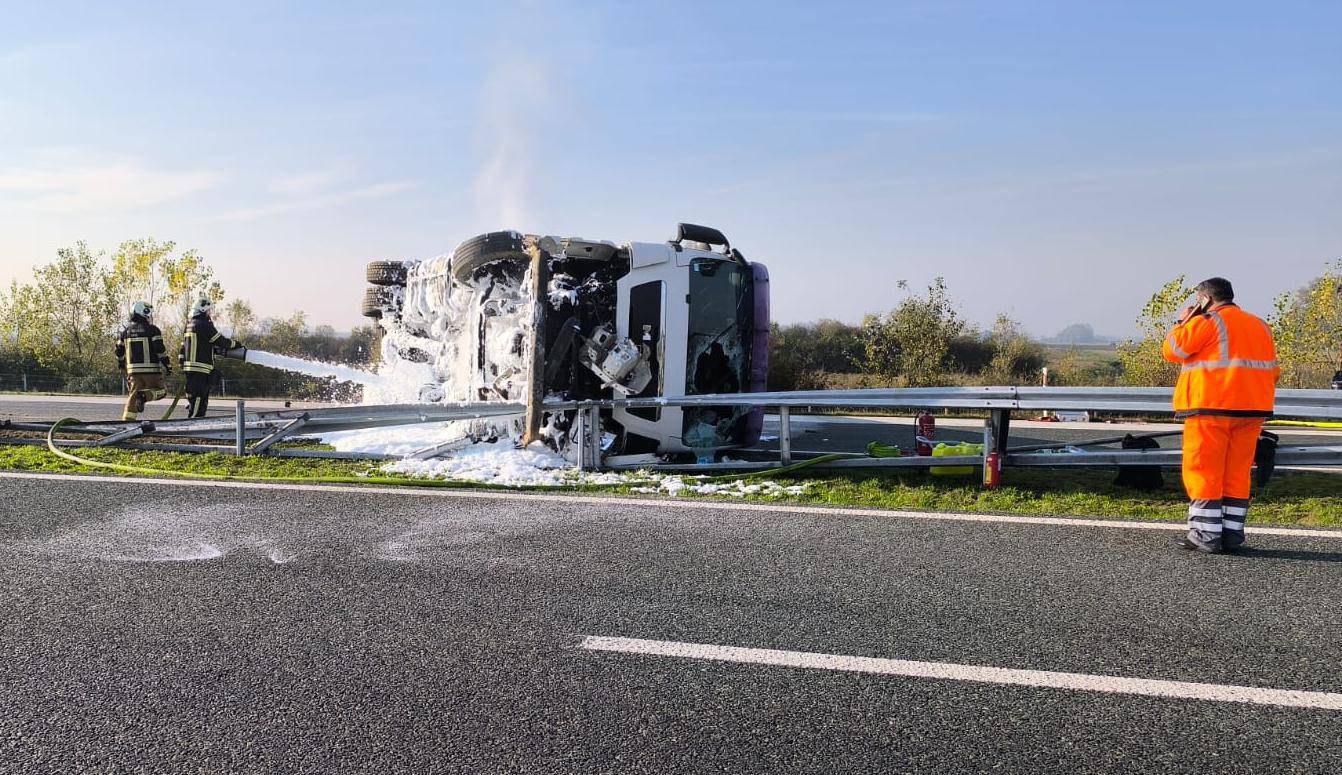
[1162,278,1279,554]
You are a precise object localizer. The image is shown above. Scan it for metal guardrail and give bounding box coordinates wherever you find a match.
[587,386,1342,472]
[599,386,1342,420]
[52,401,529,442]
[9,386,1342,472]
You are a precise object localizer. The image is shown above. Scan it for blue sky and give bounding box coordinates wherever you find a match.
[1,0,1339,337]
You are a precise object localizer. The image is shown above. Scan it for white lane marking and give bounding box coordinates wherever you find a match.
[580,636,1342,711]
[4,470,1341,540]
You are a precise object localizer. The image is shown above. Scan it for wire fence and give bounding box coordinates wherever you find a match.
[0,370,360,401]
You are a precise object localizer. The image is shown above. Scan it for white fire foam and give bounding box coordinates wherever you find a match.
[246,350,385,387]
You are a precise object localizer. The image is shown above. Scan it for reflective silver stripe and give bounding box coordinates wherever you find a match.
[1165,333,1190,360]
[1207,310,1230,362]
[1180,358,1279,372]
[1223,520,1245,531]
[1188,506,1222,517]
[1187,520,1223,532]
[1223,506,1248,517]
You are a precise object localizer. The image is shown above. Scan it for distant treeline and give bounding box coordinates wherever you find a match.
[3,239,1338,398]
[768,266,1342,391]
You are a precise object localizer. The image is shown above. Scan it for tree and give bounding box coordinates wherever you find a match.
[1,243,123,391]
[1117,276,1190,386]
[861,278,965,387]
[983,314,1047,384]
[1050,323,1103,345]
[111,237,177,313]
[768,319,866,390]
[1271,261,1342,388]
[338,325,381,366]
[223,299,257,341]
[255,312,309,355]
[110,238,223,328]
[163,248,224,333]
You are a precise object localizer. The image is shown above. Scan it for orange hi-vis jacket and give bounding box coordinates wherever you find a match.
[1161,303,1278,417]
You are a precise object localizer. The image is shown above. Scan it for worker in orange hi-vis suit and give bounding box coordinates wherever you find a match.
[1162,277,1279,554]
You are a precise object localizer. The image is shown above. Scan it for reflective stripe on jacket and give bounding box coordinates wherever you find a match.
[1161,304,1278,417]
[115,315,168,375]
[180,313,239,375]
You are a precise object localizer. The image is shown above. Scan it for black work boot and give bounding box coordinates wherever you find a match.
[1179,532,1224,554]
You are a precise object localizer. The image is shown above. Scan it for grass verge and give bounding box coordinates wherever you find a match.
[775,468,1342,527]
[4,444,1340,528]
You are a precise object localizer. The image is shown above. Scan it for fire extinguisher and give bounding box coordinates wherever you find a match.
[915,410,935,456]
[983,450,1002,489]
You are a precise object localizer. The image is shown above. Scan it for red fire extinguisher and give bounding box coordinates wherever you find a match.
[915,411,935,456]
[983,450,1002,489]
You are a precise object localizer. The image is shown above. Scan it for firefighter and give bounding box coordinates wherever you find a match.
[1162,277,1279,554]
[115,301,171,421]
[180,297,243,419]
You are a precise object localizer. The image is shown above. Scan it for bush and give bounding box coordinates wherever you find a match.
[1117,276,1189,386]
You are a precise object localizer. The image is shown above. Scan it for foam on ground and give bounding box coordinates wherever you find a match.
[384,440,586,487]
[381,440,807,497]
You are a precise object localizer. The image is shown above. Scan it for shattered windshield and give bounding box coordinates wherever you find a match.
[683,258,754,449]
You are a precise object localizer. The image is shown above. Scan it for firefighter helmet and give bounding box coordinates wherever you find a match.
[192,297,214,316]
[131,300,153,318]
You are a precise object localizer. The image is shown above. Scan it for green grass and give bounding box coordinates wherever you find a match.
[0,444,378,480]
[775,467,1342,527]
[4,443,1340,527]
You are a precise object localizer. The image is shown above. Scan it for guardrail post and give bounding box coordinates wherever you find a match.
[989,408,1011,456]
[574,408,588,471]
[779,406,792,464]
[574,405,602,472]
[234,400,245,456]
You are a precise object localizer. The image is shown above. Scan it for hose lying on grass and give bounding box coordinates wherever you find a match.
[45,417,503,490]
[45,418,846,490]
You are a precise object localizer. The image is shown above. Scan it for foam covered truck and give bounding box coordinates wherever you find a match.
[362,224,769,460]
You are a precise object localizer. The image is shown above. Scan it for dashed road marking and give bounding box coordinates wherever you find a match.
[4,470,1341,539]
[580,636,1342,711]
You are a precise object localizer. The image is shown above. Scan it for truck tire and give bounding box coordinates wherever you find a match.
[361,286,392,318]
[366,260,408,286]
[451,231,528,285]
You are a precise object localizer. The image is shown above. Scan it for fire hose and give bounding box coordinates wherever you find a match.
[44,417,847,490]
[45,418,506,489]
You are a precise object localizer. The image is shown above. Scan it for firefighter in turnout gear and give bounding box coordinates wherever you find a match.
[1162,277,1278,554]
[115,301,171,421]
[180,297,243,419]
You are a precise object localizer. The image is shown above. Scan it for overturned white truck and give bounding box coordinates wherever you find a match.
[362,224,769,459]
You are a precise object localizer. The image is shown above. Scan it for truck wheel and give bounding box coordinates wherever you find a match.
[361,286,393,318]
[451,231,529,285]
[366,260,408,286]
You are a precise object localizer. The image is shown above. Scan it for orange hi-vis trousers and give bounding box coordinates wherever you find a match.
[1182,415,1263,548]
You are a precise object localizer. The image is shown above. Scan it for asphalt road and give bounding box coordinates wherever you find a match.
[4,473,1342,773]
